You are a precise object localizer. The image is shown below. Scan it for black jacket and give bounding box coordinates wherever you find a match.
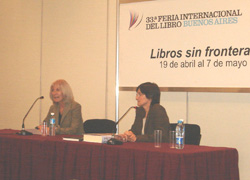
[130,104,170,142]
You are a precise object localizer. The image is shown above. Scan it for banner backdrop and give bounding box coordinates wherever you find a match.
[119,0,250,88]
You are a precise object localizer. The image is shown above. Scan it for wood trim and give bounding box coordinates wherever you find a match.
[119,0,154,4]
[119,87,250,93]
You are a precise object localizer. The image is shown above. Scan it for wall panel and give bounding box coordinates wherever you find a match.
[0,0,42,129]
[41,0,109,121]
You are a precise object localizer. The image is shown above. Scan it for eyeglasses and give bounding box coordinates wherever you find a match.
[136,92,144,97]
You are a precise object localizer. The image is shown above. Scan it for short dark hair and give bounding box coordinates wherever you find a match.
[136,82,160,105]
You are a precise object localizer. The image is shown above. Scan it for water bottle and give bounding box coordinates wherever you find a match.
[49,112,56,136]
[176,119,185,149]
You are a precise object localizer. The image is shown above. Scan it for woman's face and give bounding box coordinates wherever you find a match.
[51,84,64,103]
[136,89,152,108]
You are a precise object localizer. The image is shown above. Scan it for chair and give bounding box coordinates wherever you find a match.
[83,119,116,133]
[170,123,201,145]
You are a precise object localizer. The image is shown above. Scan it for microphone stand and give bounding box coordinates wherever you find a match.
[108,106,137,145]
[17,96,44,136]
[115,106,137,126]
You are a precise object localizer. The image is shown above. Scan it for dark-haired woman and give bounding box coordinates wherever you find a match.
[124,82,170,142]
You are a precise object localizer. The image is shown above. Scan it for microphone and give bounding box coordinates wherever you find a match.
[115,106,137,126]
[17,96,44,135]
[107,106,137,145]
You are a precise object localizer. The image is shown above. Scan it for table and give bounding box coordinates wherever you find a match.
[0,129,239,180]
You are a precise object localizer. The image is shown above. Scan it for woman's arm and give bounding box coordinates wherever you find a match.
[136,104,170,142]
[56,103,83,135]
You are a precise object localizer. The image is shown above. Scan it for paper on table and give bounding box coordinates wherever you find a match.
[63,136,83,141]
[26,129,42,135]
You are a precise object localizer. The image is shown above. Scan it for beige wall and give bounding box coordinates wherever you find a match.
[0,0,42,129]
[40,0,114,122]
[0,0,249,179]
[0,0,117,129]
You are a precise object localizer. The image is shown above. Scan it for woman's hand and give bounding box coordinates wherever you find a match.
[37,124,49,135]
[124,131,137,142]
[114,134,128,142]
[37,125,42,131]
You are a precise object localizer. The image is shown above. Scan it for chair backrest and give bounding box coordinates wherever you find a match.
[83,119,116,133]
[170,123,201,145]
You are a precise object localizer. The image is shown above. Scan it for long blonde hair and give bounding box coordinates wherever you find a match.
[50,79,74,104]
